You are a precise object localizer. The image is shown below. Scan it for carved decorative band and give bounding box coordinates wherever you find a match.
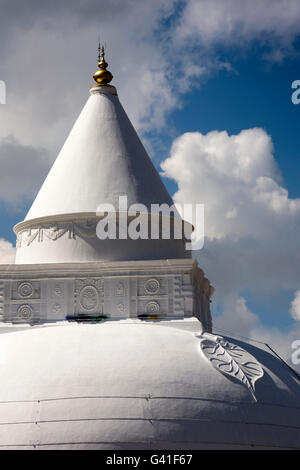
[16,221,98,248]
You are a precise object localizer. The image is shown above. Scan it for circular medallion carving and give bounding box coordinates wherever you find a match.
[18,282,34,298]
[79,286,99,311]
[145,278,160,295]
[17,304,33,320]
[146,301,160,313]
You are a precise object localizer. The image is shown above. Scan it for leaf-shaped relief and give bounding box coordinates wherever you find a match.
[199,333,264,402]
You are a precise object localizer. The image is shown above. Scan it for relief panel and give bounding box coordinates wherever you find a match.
[41,280,74,321]
[104,278,130,318]
[11,281,40,301]
[74,278,104,316]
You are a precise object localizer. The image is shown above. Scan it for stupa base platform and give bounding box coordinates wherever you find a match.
[0,259,213,329]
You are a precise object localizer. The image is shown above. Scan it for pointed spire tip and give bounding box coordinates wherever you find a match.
[92,41,113,87]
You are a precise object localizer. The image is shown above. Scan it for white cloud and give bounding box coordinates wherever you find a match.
[0,239,15,264]
[175,0,300,51]
[162,128,300,242]
[290,291,300,321]
[161,128,300,367]
[212,295,259,336]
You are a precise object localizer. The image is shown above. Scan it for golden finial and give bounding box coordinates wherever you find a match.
[93,43,113,86]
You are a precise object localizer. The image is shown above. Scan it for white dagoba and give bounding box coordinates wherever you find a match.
[14,48,187,265]
[0,47,299,450]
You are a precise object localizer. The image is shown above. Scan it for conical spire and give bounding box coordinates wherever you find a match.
[21,47,173,220]
[14,49,188,264]
[23,84,173,219]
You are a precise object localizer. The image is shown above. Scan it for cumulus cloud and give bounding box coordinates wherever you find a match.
[212,295,259,336]
[175,0,300,54]
[161,128,300,368]
[290,291,300,321]
[0,238,15,264]
[162,128,300,243]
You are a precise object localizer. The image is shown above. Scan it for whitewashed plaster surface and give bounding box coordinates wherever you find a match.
[0,320,299,449]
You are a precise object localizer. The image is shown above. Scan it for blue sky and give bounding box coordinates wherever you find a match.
[160,46,300,198]
[156,44,300,342]
[0,0,300,366]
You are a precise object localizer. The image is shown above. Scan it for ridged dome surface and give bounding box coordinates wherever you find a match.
[0,320,299,450]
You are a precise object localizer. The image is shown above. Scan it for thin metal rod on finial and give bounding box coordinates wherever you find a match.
[98,37,101,63]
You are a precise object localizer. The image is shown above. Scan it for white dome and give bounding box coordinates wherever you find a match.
[0,320,299,449]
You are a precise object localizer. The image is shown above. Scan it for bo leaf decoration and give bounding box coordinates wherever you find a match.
[200,334,264,402]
